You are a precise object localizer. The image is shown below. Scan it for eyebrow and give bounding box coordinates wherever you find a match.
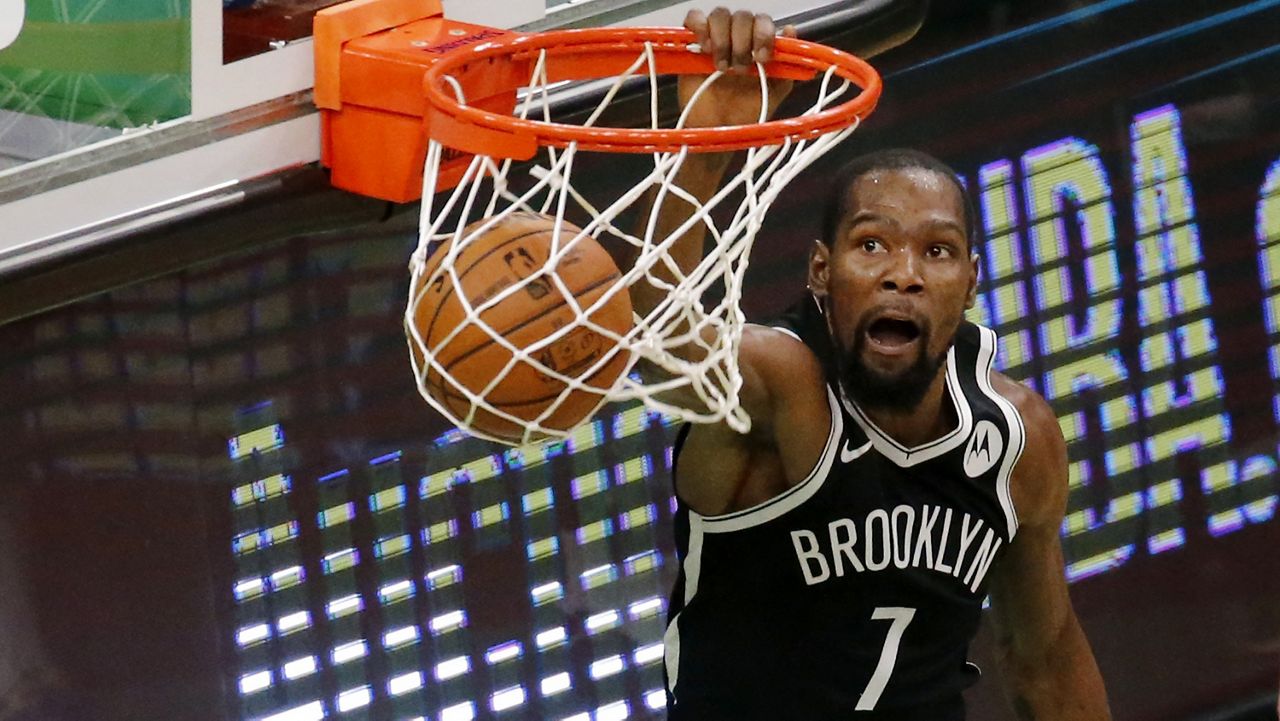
[845,213,966,238]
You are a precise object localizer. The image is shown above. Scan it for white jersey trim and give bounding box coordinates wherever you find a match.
[664,513,704,699]
[694,386,843,534]
[840,347,974,468]
[974,324,1025,538]
[772,326,803,343]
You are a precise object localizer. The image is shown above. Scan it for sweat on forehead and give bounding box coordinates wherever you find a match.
[821,148,975,250]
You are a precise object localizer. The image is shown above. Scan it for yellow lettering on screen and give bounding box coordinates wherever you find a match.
[318,502,354,529]
[1258,160,1280,410]
[371,485,406,512]
[474,503,508,528]
[426,521,457,543]
[973,160,1034,373]
[457,456,500,485]
[1021,138,1145,572]
[229,424,284,460]
[376,534,411,558]
[522,487,554,516]
[571,470,609,499]
[613,405,651,439]
[421,471,452,498]
[527,537,559,560]
[618,456,650,485]
[1131,105,1239,542]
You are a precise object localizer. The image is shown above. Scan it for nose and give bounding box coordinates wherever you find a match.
[881,248,924,294]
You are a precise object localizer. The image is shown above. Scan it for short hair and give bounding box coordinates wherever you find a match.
[820,148,977,250]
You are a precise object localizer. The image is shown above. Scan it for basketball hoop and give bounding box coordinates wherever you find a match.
[315,5,880,444]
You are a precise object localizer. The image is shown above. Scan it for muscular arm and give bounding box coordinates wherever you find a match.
[625,9,797,420]
[988,375,1111,721]
[622,10,830,514]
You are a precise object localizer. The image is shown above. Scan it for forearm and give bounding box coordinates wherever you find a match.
[1000,617,1110,721]
[626,152,734,319]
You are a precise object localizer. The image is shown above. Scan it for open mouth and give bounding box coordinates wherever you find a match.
[866,317,921,349]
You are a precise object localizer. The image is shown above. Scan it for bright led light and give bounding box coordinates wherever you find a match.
[436,655,470,680]
[561,713,590,721]
[530,581,563,603]
[597,700,630,721]
[628,597,664,618]
[276,611,310,633]
[645,689,666,709]
[388,671,423,696]
[331,640,368,665]
[260,700,324,721]
[486,641,523,665]
[238,670,271,694]
[234,578,265,600]
[540,672,571,696]
[427,564,462,588]
[283,656,318,680]
[535,627,567,648]
[431,610,466,634]
[337,686,372,712]
[590,655,625,679]
[271,566,304,586]
[491,686,525,712]
[586,610,620,632]
[237,623,270,646]
[379,579,413,601]
[633,643,663,665]
[440,702,476,721]
[327,595,362,618]
[383,625,419,648]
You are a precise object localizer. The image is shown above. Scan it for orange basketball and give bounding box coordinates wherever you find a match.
[407,212,634,443]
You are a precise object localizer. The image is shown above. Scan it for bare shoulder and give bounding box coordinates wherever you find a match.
[990,371,1069,527]
[733,322,828,437]
[678,322,831,514]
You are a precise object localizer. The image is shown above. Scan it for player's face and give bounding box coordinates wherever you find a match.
[811,167,978,410]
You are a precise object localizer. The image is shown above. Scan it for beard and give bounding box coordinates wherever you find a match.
[835,312,951,413]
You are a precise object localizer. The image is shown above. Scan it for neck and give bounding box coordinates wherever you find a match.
[860,367,953,447]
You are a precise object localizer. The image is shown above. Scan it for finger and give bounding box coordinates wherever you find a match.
[781,24,797,39]
[752,13,776,64]
[683,8,709,51]
[708,6,732,71]
[730,9,754,72]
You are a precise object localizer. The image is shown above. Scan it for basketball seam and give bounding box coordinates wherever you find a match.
[419,226,561,351]
[439,270,623,385]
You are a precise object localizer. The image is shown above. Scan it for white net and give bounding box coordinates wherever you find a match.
[406,41,865,446]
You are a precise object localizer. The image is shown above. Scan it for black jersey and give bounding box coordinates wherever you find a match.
[663,299,1026,721]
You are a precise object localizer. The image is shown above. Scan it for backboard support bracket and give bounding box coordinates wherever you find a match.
[314,0,518,202]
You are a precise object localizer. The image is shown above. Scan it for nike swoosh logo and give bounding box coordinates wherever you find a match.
[841,438,872,463]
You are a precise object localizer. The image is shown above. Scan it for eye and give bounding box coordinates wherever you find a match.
[859,237,885,253]
[927,243,955,259]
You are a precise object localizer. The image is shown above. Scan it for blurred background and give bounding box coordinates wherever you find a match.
[0,1,1277,720]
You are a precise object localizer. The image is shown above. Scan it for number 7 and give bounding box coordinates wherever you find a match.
[855,606,916,711]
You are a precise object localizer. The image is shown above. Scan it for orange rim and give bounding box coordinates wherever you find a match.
[422,28,881,156]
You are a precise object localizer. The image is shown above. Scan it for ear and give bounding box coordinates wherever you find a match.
[809,239,831,298]
[965,251,980,309]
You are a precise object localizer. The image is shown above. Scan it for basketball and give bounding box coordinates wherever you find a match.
[407,212,634,443]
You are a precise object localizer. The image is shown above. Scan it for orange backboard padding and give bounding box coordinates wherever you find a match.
[314,0,443,110]
[340,17,524,117]
[315,0,521,202]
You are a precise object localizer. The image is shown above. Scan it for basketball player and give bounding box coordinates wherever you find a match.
[631,8,1112,720]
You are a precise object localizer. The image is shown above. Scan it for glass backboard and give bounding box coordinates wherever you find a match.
[0,0,911,276]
